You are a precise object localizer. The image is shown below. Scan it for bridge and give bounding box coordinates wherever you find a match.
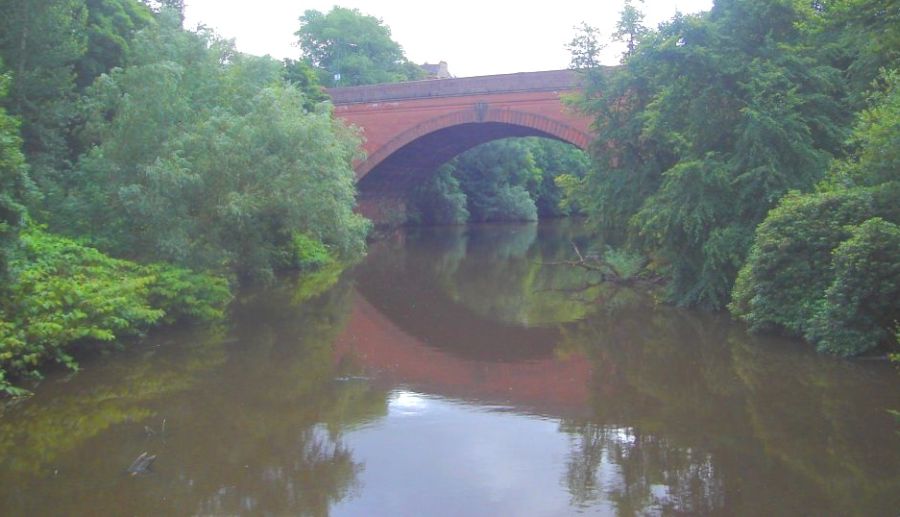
[327,70,593,221]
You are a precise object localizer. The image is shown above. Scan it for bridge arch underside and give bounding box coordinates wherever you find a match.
[356,118,589,198]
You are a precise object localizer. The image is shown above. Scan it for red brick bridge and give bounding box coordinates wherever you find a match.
[327,70,593,220]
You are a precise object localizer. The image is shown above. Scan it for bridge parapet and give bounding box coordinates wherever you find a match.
[328,69,586,105]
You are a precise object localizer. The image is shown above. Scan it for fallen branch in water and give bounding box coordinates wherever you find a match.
[538,241,662,287]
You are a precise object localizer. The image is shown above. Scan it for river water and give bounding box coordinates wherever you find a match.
[1,221,898,516]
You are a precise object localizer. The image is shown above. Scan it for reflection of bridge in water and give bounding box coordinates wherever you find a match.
[334,290,593,417]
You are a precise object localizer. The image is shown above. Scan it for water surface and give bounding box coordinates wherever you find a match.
[1,221,898,515]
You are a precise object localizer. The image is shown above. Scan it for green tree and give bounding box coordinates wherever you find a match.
[408,138,589,224]
[140,0,184,22]
[408,167,470,225]
[798,0,900,108]
[76,0,154,87]
[282,58,328,109]
[567,22,604,71]
[613,0,648,57]
[296,7,424,87]
[449,139,541,223]
[0,63,29,286]
[731,70,900,356]
[567,0,846,308]
[0,0,87,208]
[61,13,368,280]
[0,226,230,395]
[528,138,591,217]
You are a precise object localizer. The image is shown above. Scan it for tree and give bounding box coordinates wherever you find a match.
[566,0,846,308]
[282,58,328,109]
[61,14,368,280]
[448,139,540,223]
[0,63,29,286]
[528,138,591,217]
[731,70,900,356]
[613,0,648,58]
[408,167,469,225]
[76,0,155,87]
[567,22,604,71]
[797,0,900,109]
[140,0,184,22]
[0,0,87,209]
[296,7,424,87]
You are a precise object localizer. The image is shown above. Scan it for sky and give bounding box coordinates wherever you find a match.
[183,0,713,78]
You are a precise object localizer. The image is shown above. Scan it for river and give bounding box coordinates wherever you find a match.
[1,220,898,515]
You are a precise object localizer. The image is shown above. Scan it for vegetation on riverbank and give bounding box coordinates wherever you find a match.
[0,226,231,395]
[0,2,370,394]
[564,0,899,356]
[1,0,898,395]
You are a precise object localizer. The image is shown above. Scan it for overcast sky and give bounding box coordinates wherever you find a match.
[183,0,713,78]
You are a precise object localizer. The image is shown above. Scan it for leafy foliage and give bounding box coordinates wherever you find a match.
[291,233,332,270]
[0,227,230,395]
[613,0,648,57]
[408,167,470,225]
[797,0,900,108]
[77,0,154,87]
[58,15,368,280]
[730,184,897,340]
[806,218,900,355]
[0,0,88,205]
[296,7,424,87]
[731,69,900,356]
[567,0,848,308]
[0,64,29,286]
[410,138,590,225]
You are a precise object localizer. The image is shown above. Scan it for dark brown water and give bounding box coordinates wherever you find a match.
[1,221,898,516]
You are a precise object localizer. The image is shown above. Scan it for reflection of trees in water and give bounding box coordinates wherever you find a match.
[415,221,609,327]
[562,423,723,515]
[196,426,361,516]
[0,273,388,515]
[166,276,387,515]
[556,294,900,515]
[0,324,230,477]
[464,223,537,260]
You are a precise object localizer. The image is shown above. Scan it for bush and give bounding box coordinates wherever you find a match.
[731,183,900,355]
[483,185,539,222]
[732,71,900,356]
[806,218,900,356]
[409,166,469,225]
[0,227,231,395]
[58,17,368,281]
[291,233,332,270]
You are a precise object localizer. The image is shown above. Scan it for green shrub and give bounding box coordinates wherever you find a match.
[731,70,900,356]
[806,218,900,356]
[409,166,469,225]
[0,227,231,395]
[292,233,332,270]
[731,183,900,355]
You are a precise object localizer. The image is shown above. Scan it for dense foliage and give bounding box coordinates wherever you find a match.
[297,7,424,87]
[409,138,591,224]
[732,71,900,355]
[58,13,367,280]
[0,63,28,286]
[0,227,230,395]
[562,0,898,355]
[566,0,849,309]
[0,1,372,392]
